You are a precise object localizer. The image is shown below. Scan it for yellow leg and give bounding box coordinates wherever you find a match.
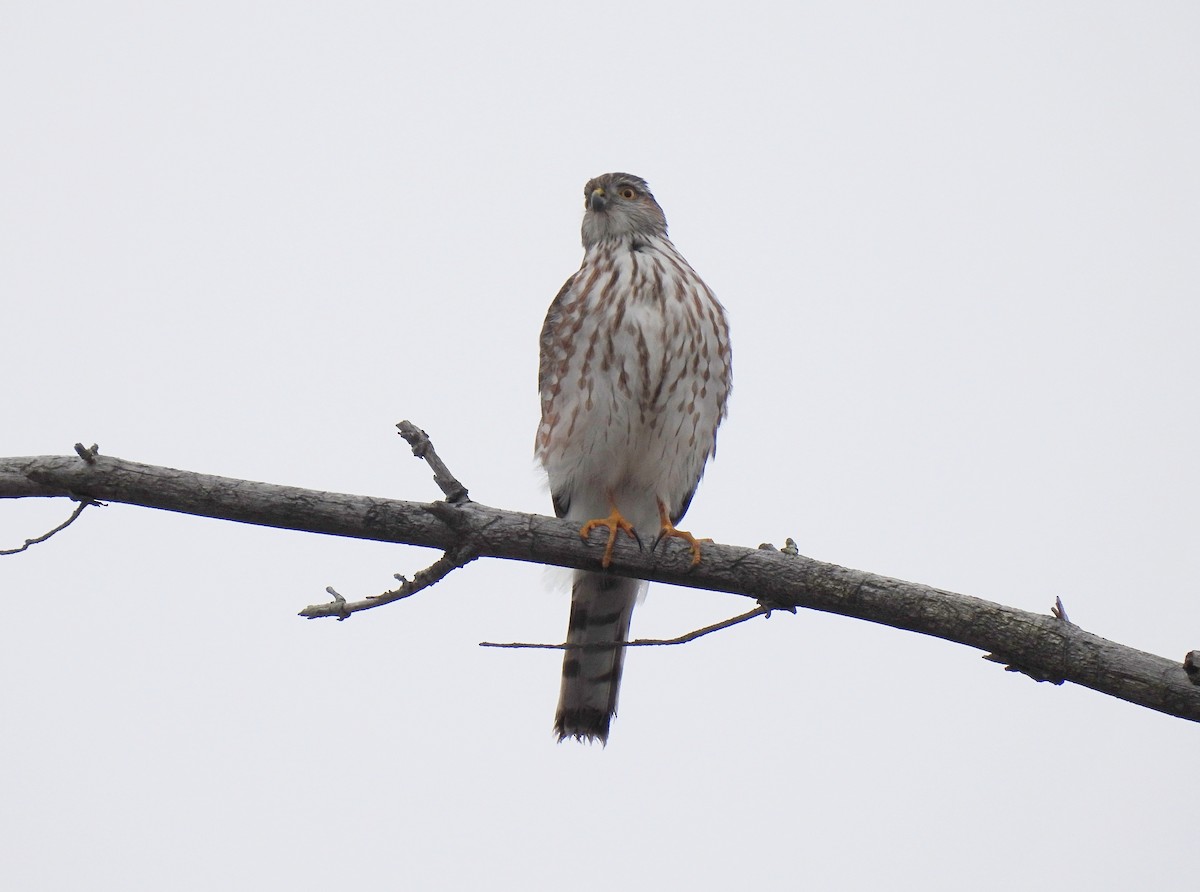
[657,500,712,567]
[579,504,637,569]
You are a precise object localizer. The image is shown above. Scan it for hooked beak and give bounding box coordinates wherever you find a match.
[587,187,608,212]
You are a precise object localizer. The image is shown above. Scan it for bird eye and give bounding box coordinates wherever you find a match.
[620,187,637,200]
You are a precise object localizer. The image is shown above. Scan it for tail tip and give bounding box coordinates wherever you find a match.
[554,707,612,745]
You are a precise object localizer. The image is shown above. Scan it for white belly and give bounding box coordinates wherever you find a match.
[537,238,731,533]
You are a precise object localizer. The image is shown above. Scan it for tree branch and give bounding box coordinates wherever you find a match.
[0,497,97,556]
[298,545,479,620]
[2,445,1198,724]
[480,605,775,650]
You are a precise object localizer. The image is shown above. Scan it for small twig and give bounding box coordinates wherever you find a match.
[396,420,469,503]
[1185,651,1200,686]
[982,652,1066,685]
[480,605,775,650]
[298,545,478,620]
[755,595,798,618]
[1,499,98,556]
[757,537,800,556]
[1052,596,1071,623]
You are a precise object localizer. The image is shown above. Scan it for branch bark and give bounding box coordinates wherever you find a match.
[3,448,1198,724]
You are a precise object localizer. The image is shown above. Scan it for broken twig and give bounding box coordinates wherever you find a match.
[396,420,469,503]
[1185,651,1200,685]
[1052,596,1071,623]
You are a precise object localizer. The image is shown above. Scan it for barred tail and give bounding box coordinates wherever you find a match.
[554,571,641,744]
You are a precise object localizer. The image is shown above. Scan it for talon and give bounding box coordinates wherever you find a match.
[657,500,711,566]
[579,505,636,568]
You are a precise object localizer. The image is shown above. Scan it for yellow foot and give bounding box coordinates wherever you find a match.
[579,506,637,569]
[657,500,712,567]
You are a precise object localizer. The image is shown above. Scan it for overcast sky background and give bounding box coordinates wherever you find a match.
[2,3,1198,889]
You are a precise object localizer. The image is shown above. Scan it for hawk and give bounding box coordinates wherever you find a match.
[536,173,732,743]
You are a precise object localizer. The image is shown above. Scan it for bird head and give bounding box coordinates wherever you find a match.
[580,173,668,247]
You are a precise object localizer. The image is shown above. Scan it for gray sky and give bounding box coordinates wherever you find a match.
[3,2,1198,888]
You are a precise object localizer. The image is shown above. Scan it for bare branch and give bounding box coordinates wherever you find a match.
[396,420,469,503]
[299,545,479,620]
[1,498,97,556]
[296,424,478,619]
[480,605,775,650]
[2,446,1199,724]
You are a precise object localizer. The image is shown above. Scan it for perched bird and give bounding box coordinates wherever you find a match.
[536,173,732,743]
